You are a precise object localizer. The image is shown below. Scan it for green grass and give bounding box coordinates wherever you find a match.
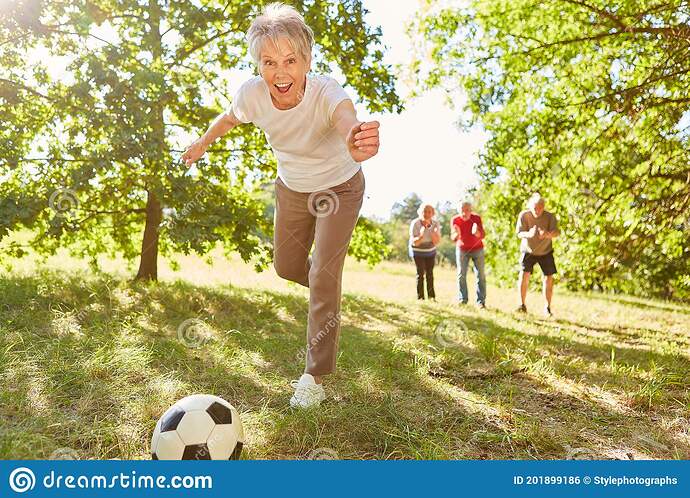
[1,247,689,460]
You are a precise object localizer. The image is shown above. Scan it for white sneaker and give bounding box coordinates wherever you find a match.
[290,374,325,408]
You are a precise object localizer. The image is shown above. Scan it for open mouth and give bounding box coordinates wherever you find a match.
[274,82,293,94]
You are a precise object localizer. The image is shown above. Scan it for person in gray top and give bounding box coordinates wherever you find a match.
[515,193,560,317]
[409,203,441,300]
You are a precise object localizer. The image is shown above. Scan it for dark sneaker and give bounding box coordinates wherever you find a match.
[516,304,527,313]
[458,301,468,306]
[478,303,486,310]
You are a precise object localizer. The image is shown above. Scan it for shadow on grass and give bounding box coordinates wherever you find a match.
[1,268,688,460]
[356,302,689,455]
[578,291,690,317]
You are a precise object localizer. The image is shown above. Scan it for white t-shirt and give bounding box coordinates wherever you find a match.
[230,74,361,192]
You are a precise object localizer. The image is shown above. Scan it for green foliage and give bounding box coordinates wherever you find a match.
[381,219,410,261]
[433,200,458,266]
[410,0,690,300]
[0,0,401,278]
[348,216,391,266]
[390,192,424,223]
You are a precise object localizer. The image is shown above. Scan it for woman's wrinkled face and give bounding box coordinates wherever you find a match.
[259,36,310,110]
[423,206,434,220]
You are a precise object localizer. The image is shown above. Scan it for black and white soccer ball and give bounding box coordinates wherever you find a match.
[151,394,244,460]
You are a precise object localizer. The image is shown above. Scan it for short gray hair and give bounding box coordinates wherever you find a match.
[247,3,314,64]
[528,192,545,208]
[417,203,435,218]
[459,200,472,209]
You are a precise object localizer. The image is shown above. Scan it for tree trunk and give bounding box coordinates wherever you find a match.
[135,190,162,281]
[135,0,165,281]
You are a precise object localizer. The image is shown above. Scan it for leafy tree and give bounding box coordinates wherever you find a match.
[390,192,424,223]
[348,216,391,266]
[0,0,401,280]
[380,220,408,261]
[433,199,458,266]
[384,192,422,262]
[410,0,690,299]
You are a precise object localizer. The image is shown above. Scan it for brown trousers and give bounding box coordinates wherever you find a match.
[274,168,365,376]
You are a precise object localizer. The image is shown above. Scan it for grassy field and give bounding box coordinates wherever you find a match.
[1,247,689,460]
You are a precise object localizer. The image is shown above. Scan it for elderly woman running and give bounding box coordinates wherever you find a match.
[182,3,380,408]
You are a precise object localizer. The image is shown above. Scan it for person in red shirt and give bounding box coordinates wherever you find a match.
[450,201,486,308]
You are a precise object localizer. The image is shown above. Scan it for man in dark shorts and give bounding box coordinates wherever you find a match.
[516,193,560,317]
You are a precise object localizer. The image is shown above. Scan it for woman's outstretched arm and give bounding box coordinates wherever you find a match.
[182,111,242,167]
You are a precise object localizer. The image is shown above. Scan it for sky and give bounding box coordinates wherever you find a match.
[357,0,487,218]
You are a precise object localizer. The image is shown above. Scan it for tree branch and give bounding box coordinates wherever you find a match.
[168,28,235,66]
[560,0,628,30]
[74,207,146,226]
[0,78,50,100]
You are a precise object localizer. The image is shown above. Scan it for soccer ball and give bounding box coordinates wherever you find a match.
[151,394,244,460]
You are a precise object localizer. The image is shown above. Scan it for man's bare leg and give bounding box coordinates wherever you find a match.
[519,271,530,306]
[543,274,554,313]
